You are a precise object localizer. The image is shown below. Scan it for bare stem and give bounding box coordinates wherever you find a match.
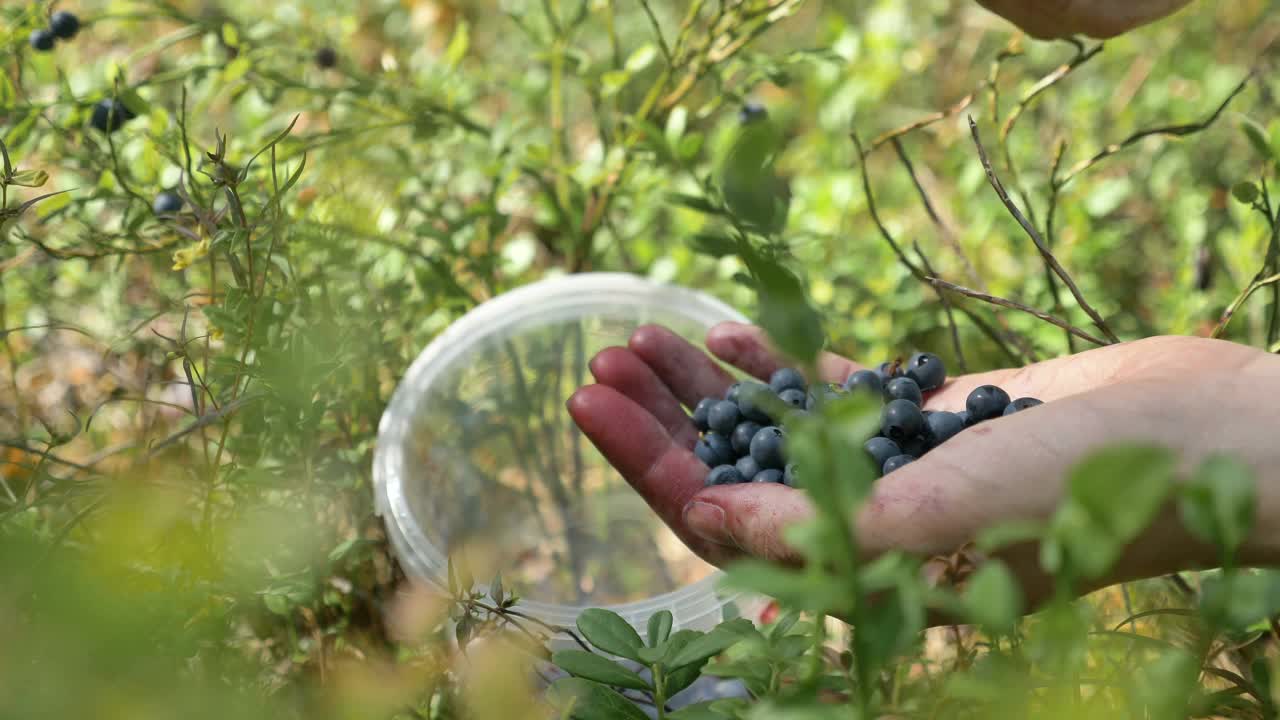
[928,277,1110,347]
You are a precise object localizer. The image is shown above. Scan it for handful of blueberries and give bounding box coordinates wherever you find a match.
[692,352,1042,487]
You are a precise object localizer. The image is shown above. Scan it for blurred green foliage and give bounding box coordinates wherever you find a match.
[3,0,1280,718]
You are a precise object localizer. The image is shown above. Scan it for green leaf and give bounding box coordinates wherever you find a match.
[660,631,705,696]
[547,677,650,720]
[960,562,1023,634]
[688,231,738,258]
[745,255,823,365]
[666,619,754,670]
[1179,453,1257,557]
[1242,119,1275,161]
[646,610,672,647]
[221,23,239,48]
[9,169,47,187]
[1232,181,1260,204]
[667,702,726,720]
[445,19,470,67]
[667,192,723,215]
[624,44,657,73]
[551,650,651,690]
[576,608,644,662]
[721,559,848,613]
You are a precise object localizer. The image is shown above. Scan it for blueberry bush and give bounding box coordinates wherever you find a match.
[3,1,1280,719]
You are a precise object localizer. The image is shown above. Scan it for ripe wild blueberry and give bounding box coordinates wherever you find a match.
[769,367,806,394]
[731,421,762,456]
[883,377,923,406]
[735,455,761,480]
[90,99,134,133]
[749,426,786,469]
[752,468,784,484]
[315,46,338,69]
[881,399,924,442]
[1003,397,1044,416]
[966,385,1012,422]
[925,411,965,447]
[905,352,946,392]
[153,191,183,214]
[725,381,745,403]
[736,384,774,424]
[695,433,733,468]
[708,400,741,435]
[882,455,916,475]
[30,29,55,52]
[874,360,902,383]
[706,465,743,486]
[50,11,81,40]
[692,398,715,432]
[864,436,901,469]
[844,369,882,397]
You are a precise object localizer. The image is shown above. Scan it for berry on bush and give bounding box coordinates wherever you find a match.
[90,99,135,134]
[752,468,784,484]
[966,385,1012,422]
[905,352,946,392]
[50,11,81,40]
[881,399,925,442]
[30,29,56,52]
[882,455,916,475]
[708,400,741,436]
[706,465,743,486]
[153,191,183,215]
[884,376,923,406]
[315,46,338,69]
[769,367,806,394]
[1004,397,1044,415]
[731,422,762,456]
[749,426,786,469]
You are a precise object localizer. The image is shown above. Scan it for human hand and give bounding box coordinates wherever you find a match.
[974,0,1195,39]
[567,322,1280,610]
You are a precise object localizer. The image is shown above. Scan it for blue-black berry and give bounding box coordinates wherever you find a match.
[1003,397,1044,416]
[905,352,946,392]
[708,400,741,436]
[153,191,183,214]
[752,468,784,484]
[736,455,761,480]
[30,28,55,52]
[925,411,965,448]
[749,426,786,469]
[865,436,901,469]
[778,388,806,411]
[875,361,903,383]
[956,410,972,427]
[90,99,134,133]
[315,46,338,69]
[844,369,883,397]
[769,367,806,394]
[50,11,80,40]
[883,377,923,406]
[725,381,745,403]
[695,433,734,468]
[692,398,715,432]
[881,399,924,442]
[966,385,1012,423]
[736,384,774,424]
[731,422,762,456]
[882,455,916,475]
[706,465,743,486]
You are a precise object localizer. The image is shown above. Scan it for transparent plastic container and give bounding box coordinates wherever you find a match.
[373,272,752,638]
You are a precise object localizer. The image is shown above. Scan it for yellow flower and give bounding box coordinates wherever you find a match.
[171,237,210,271]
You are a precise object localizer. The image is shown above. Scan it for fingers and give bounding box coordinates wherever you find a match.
[588,347,699,449]
[628,324,735,408]
[566,384,741,564]
[683,483,815,565]
[705,322,863,384]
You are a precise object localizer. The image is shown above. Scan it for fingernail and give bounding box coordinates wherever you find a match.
[684,501,732,546]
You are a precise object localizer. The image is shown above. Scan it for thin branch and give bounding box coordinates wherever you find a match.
[1056,72,1254,188]
[891,137,983,289]
[913,242,967,373]
[146,394,260,456]
[928,277,1110,347]
[866,91,979,153]
[968,116,1121,344]
[999,43,1104,143]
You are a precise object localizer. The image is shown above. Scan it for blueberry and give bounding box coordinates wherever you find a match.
[692,398,715,433]
[695,433,734,468]
[843,369,883,397]
[50,11,80,40]
[956,410,972,427]
[805,383,841,410]
[30,28,55,52]
[783,463,797,487]
[925,411,966,448]
[708,400,742,436]
[735,455,761,480]
[881,399,924,442]
[769,367,806,394]
[152,191,183,215]
[736,384,774,424]
[899,434,930,458]
[706,465,743,486]
[905,352,947,392]
[882,455,916,476]
[738,102,767,124]
[749,426,786,469]
[90,99,134,133]
[874,361,903,383]
[864,436,902,469]
[315,46,338,69]
[966,385,1012,423]
[724,381,745,403]
[731,422,762,456]
[883,377,923,406]
[1003,397,1044,416]
[778,388,806,411]
[752,468,784,484]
